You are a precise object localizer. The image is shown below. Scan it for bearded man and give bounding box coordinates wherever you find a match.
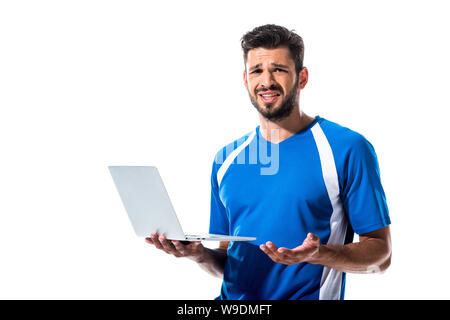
[146,24,392,300]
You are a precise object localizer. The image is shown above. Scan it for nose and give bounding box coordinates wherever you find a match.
[260,70,276,89]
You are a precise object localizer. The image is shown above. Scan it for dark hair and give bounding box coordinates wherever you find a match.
[241,24,304,74]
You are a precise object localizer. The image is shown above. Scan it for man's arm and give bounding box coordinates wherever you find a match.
[313,226,392,273]
[192,241,229,278]
[145,233,228,278]
[260,226,391,274]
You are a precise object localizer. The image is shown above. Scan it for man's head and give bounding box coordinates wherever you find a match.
[241,24,308,122]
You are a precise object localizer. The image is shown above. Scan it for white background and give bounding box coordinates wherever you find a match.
[1,0,449,299]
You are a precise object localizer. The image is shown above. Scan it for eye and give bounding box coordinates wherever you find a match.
[274,68,287,73]
[250,69,262,74]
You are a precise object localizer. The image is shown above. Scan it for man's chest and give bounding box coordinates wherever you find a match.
[218,146,334,219]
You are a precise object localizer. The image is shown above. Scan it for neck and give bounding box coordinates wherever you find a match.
[259,106,314,143]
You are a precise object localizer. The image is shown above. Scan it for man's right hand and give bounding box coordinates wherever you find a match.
[145,232,205,262]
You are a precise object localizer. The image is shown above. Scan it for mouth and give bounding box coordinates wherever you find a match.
[258,91,281,104]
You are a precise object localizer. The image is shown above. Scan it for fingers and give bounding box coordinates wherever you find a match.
[293,233,320,253]
[172,240,186,255]
[260,241,305,265]
[308,232,320,244]
[260,241,286,263]
[159,235,180,256]
[259,233,321,265]
[146,232,163,249]
[145,233,201,258]
[146,233,176,255]
[308,232,318,240]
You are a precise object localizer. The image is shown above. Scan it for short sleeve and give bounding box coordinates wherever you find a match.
[341,136,391,235]
[208,158,229,235]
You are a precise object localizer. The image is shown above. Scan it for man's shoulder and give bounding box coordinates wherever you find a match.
[318,117,372,152]
[317,117,380,178]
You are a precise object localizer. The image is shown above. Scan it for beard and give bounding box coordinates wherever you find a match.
[248,79,299,122]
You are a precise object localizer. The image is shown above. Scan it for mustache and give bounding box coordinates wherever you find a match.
[255,85,283,94]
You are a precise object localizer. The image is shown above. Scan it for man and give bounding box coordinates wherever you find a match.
[146,24,392,300]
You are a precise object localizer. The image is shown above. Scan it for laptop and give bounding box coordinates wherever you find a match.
[108,166,256,242]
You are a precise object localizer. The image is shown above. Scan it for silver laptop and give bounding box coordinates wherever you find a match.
[108,166,256,242]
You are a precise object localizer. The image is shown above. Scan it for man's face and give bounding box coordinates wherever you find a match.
[244,46,306,122]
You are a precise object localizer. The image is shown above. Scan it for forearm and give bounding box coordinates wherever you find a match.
[309,237,392,274]
[190,247,227,278]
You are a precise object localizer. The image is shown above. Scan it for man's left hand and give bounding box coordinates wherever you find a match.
[260,233,321,265]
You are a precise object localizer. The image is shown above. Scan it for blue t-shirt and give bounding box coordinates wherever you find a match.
[209,115,391,300]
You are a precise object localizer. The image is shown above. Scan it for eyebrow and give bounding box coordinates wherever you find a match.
[272,63,289,69]
[249,63,290,72]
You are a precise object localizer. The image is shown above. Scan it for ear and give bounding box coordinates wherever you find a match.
[297,67,309,90]
[243,69,248,90]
